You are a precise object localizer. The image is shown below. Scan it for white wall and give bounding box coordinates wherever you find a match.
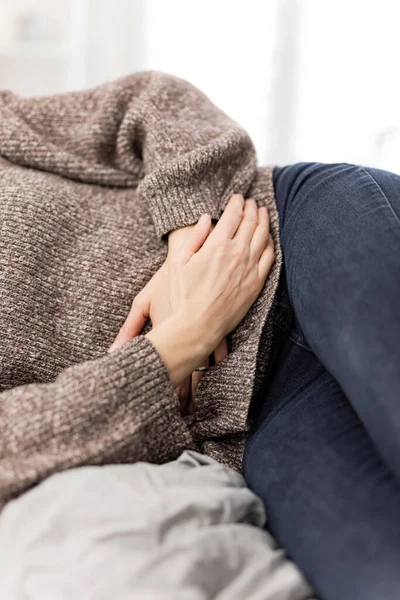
[128,0,400,171]
[84,0,143,88]
[0,0,70,46]
[293,0,400,171]
[140,0,279,164]
[0,0,73,95]
[0,0,399,172]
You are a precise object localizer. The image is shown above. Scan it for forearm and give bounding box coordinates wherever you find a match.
[0,336,193,510]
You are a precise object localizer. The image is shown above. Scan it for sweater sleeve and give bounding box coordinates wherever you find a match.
[0,335,193,511]
[134,72,258,238]
[0,71,257,238]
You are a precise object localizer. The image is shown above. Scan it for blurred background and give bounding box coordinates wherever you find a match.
[0,0,399,172]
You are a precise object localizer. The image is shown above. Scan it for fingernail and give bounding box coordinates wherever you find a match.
[198,214,210,225]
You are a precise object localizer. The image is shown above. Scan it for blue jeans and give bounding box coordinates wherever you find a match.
[243,163,400,600]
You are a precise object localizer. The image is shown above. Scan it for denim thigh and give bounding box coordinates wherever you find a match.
[272,161,400,480]
[244,269,400,600]
[244,162,400,600]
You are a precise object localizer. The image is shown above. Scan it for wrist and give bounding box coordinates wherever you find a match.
[169,309,222,358]
[145,313,211,388]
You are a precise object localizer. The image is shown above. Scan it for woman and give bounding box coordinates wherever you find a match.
[0,71,280,507]
[113,158,400,600]
[0,72,399,599]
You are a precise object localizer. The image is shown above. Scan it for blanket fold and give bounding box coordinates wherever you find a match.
[0,452,315,599]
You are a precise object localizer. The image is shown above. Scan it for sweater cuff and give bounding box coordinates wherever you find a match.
[138,131,257,239]
[107,335,195,463]
[145,179,222,240]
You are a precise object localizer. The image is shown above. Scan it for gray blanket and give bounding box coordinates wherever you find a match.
[0,451,315,599]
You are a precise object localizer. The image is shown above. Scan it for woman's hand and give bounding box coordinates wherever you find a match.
[109,193,275,412]
[167,221,228,413]
[145,194,274,392]
[108,229,228,413]
[166,194,274,351]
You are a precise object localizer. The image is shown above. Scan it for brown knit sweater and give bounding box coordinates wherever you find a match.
[0,71,282,510]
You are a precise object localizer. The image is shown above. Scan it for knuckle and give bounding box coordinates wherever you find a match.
[230,209,243,221]
[246,214,258,227]
[245,204,258,219]
[119,322,131,337]
[131,293,148,315]
[267,247,276,262]
[213,239,228,254]
[233,245,244,258]
[258,226,269,239]
[230,255,240,270]
[259,221,270,235]
[132,295,143,309]
[231,246,246,265]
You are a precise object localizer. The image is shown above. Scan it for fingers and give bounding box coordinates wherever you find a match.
[258,232,275,281]
[108,293,149,352]
[177,214,212,264]
[189,337,228,413]
[203,194,244,246]
[250,206,270,260]
[233,197,259,248]
[176,376,191,415]
[188,355,210,414]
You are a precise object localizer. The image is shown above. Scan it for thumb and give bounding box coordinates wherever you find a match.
[179,214,212,263]
[108,292,150,352]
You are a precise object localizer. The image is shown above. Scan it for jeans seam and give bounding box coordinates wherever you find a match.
[359,166,400,229]
[273,318,313,353]
[287,332,313,353]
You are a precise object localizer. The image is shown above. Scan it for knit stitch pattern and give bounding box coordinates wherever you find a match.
[0,71,282,509]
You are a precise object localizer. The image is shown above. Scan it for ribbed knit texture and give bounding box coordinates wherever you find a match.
[0,71,282,510]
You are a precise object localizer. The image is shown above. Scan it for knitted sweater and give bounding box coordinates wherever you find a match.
[0,71,282,510]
